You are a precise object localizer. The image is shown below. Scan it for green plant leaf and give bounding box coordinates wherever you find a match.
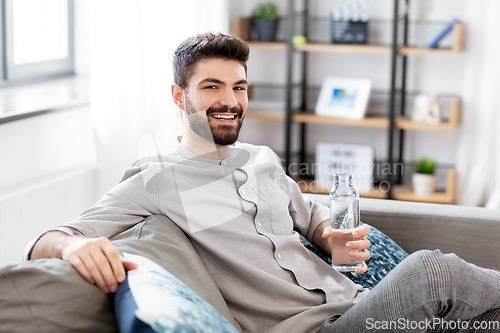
[415,157,437,174]
[252,2,279,20]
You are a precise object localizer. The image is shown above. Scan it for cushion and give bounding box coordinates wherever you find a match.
[0,214,241,333]
[110,215,240,330]
[114,253,239,333]
[0,258,118,333]
[300,223,408,289]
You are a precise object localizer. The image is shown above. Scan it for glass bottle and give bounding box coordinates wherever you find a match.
[329,173,361,271]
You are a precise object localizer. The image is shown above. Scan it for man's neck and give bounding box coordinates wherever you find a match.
[180,133,232,160]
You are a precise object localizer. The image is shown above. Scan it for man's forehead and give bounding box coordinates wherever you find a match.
[191,58,246,83]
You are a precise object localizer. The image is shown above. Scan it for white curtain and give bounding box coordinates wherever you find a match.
[457,0,500,208]
[90,0,228,197]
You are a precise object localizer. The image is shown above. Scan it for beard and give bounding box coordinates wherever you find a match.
[184,97,245,146]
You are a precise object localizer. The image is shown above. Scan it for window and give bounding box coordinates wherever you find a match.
[0,0,74,86]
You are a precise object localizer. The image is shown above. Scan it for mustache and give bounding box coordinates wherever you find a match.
[206,106,243,117]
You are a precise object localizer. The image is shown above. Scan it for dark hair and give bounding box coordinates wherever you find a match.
[173,32,249,89]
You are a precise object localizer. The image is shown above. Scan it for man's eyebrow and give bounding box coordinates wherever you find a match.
[197,78,248,86]
[198,78,224,86]
[235,79,249,86]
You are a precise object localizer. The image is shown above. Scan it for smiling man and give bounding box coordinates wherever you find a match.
[28,33,500,333]
[175,57,248,157]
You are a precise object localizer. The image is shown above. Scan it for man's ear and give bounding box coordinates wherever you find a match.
[171,83,185,110]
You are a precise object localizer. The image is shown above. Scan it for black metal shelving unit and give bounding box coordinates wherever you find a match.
[282,0,409,199]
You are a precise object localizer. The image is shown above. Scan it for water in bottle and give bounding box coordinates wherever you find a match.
[330,173,361,271]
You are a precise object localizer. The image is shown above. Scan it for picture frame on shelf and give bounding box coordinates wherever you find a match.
[315,142,374,193]
[315,77,372,119]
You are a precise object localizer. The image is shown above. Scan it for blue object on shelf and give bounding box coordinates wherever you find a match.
[428,19,459,49]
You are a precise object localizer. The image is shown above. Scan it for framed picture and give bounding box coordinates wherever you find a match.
[315,77,372,119]
[315,142,374,192]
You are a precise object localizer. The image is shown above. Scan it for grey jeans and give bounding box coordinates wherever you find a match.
[316,250,500,333]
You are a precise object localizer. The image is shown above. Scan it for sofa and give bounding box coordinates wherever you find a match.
[0,196,499,333]
[309,195,500,270]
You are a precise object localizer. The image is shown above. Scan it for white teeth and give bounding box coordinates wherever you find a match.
[212,114,235,120]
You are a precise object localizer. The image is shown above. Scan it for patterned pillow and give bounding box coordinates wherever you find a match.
[114,253,239,333]
[300,223,408,289]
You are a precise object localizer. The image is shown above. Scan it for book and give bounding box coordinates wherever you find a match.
[428,19,459,49]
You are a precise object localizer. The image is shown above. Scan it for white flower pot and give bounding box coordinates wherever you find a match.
[412,173,437,196]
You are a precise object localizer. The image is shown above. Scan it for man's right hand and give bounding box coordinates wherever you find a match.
[30,231,137,294]
[60,236,137,293]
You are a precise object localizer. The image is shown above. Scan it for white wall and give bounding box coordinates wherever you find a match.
[0,164,96,265]
[0,108,96,190]
[0,107,98,265]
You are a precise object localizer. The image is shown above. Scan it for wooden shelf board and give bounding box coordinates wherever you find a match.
[396,118,456,130]
[395,168,456,204]
[399,47,460,55]
[296,178,387,199]
[296,168,456,204]
[293,113,389,128]
[246,108,285,121]
[395,97,461,130]
[452,23,466,53]
[361,190,388,199]
[294,23,464,56]
[247,42,287,50]
[296,44,461,56]
[399,23,465,55]
[248,95,461,131]
[246,23,464,55]
[391,186,453,204]
[294,43,391,54]
[298,182,453,204]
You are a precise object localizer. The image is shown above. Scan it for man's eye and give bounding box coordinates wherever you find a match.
[204,86,217,89]
[234,86,246,91]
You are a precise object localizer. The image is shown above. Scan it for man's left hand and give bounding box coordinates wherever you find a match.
[320,224,371,274]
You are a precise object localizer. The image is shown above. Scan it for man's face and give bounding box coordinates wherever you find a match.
[182,58,248,146]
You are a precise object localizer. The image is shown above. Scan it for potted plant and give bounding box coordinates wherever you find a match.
[252,2,279,42]
[412,157,438,196]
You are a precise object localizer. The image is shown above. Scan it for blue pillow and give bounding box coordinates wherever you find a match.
[114,253,239,333]
[114,275,155,333]
[300,223,408,289]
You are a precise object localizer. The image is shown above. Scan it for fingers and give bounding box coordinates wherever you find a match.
[101,241,127,283]
[349,248,371,261]
[65,254,94,284]
[347,226,371,253]
[322,226,333,239]
[352,224,371,238]
[61,237,127,294]
[323,224,372,239]
[346,238,371,251]
[347,235,371,263]
[350,248,370,261]
[122,260,138,271]
[81,249,112,293]
[355,260,369,274]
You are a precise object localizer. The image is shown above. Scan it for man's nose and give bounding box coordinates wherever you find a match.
[220,89,238,109]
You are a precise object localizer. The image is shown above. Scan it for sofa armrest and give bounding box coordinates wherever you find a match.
[304,194,500,270]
